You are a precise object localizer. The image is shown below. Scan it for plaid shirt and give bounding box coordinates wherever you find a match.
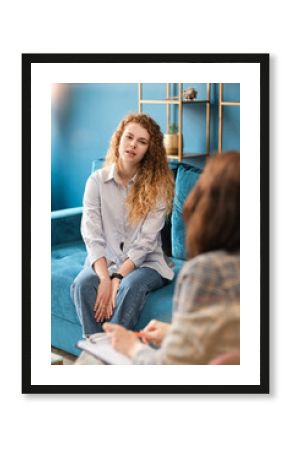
[133,250,240,365]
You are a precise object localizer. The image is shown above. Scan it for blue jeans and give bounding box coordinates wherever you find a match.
[70,266,166,336]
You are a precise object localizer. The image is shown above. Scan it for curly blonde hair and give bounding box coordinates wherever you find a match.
[105,113,174,223]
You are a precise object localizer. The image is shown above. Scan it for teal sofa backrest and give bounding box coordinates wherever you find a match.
[171,164,202,260]
[51,207,83,246]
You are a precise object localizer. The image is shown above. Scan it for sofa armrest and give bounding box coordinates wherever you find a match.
[51,207,83,246]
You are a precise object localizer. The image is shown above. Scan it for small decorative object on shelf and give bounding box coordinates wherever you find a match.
[163,124,180,156]
[183,87,198,101]
[169,124,178,133]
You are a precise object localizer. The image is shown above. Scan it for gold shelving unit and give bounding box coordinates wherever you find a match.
[138,83,211,161]
[218,83,240,153]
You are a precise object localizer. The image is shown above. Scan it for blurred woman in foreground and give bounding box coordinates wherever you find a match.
[103,151,240,364]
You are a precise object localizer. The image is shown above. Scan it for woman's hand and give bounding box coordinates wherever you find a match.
[103,323,143,358]
[141,319,171,346]
[94,277,112,322]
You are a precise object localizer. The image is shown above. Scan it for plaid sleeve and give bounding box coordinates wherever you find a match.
[132,252,240,365]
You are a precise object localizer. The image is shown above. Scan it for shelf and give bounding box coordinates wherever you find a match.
[221,101,240,106]
[182,100,210,104]
[139,99,180,105]
[167,153,208,160]
[139,99,210,105]
[183,153,209,159]
[168,96,209,104]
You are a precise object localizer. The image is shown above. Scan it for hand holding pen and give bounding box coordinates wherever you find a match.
[135,320,171,346]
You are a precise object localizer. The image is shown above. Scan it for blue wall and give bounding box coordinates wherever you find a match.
[51,83,240,210]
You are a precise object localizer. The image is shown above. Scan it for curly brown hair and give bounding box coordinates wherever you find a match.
[105,113,174,223]
[183,151,240,258]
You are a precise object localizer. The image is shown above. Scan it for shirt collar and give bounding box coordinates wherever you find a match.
[104,163,137,185]
[103,164,115,183]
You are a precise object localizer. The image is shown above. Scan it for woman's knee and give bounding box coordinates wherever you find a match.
[120,268,163,293]
[119,274,147,295]
[71,268,100,296]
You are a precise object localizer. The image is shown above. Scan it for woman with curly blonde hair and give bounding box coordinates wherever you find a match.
[71,113,175,337]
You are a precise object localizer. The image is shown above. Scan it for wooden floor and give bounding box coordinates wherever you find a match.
[51,347,78,365]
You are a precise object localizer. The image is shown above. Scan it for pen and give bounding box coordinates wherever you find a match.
[133,331,146,338]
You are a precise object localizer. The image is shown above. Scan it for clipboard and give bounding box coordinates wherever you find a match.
[76,333,132,365]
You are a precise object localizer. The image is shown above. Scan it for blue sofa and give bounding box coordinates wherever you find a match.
[51,162,203,356]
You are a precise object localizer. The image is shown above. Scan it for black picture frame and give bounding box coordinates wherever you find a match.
[22,53,269,394]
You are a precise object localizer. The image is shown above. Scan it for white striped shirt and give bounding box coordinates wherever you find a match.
[81,164,174,280]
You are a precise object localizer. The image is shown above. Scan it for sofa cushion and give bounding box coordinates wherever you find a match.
[51,315,82,356]
[51,240,86,324]
[171,164,202,260]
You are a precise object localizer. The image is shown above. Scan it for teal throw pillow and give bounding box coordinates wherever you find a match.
[171,164,201,260]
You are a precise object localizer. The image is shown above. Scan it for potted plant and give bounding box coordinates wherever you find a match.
[163,124,180,156]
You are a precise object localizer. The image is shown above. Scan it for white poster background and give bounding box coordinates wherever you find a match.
[30,62,260,386]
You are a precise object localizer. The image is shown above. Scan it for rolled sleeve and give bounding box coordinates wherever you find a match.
[136,304,239,365]
[81,175,107,266]
[133,307,239,365]
[127,204,167,267]
[132,345,161,365]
